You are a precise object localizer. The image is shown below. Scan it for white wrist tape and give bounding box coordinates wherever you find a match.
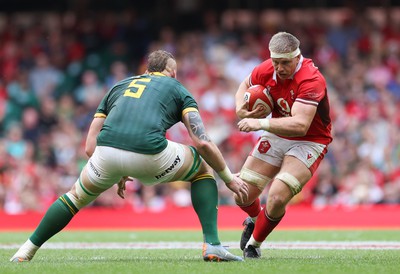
[259,118,270,131]
[218,166,234,184]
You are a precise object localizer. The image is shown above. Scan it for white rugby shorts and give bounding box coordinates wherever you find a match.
[251,131,327,174]
[86,140,187,189]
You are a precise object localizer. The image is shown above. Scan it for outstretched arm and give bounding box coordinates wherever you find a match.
[183,110,228,174]
[182,110,248,202]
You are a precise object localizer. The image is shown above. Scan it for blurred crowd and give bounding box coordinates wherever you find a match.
[0,7,399,214]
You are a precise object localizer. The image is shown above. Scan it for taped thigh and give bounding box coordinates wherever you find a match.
[66,177,99,210]
[275,172,302,195]
[239,167,272,191]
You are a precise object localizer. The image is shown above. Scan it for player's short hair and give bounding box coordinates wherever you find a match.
[269,32,300,55]
[147,50,175,72]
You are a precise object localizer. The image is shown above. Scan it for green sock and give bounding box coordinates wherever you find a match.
[29,194,79,247]
[191,176,220,245]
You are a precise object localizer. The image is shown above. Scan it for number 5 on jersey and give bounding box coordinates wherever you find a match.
[124,78,151,98]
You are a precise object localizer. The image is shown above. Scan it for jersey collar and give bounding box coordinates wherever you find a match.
[149,72,167,77]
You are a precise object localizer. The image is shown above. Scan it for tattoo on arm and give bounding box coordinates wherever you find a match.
[188,112,210,141]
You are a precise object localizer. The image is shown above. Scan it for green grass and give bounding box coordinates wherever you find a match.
[1,230,400,274]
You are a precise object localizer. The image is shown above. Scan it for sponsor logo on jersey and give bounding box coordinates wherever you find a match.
[89,161,101,178]
[277,98,291,116]
[155,155,181,179]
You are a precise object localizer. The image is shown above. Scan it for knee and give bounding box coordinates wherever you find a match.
[234,193,252,206]
[267,193,287,209]
[234,185,262,207]
[235,167,271,207]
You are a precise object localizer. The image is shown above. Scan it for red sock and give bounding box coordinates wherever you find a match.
[239,198,261,218]
[253,209,283,243]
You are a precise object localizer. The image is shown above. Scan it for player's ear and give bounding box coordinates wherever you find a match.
[165,58,177,78]
[170,69,177,79]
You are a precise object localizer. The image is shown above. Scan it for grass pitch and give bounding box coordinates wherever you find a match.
[1,230,400,274]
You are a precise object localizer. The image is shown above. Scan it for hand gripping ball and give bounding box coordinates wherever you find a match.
[244,84,274,117]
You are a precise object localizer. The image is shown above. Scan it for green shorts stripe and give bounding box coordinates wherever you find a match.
[182,146,202,181]
[79,178,97,196]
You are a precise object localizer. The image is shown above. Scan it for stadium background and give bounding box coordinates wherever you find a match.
[0,0,399,221]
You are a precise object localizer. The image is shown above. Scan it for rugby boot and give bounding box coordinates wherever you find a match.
[202,243,244,262]
[240,217,255,250]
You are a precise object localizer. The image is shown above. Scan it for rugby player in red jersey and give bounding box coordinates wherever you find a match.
[234,32,333,258]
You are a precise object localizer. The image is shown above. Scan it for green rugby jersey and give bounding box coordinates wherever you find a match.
[95,72,198,154]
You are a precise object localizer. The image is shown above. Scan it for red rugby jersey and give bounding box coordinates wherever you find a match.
[250,56,332,145]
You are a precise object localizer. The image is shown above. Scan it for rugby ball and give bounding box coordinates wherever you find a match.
[244,84,274,116]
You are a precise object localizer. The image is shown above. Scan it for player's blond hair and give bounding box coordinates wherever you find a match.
[269,32,300,54]
[147,50,175,72]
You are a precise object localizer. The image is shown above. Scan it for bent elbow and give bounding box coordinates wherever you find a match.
[194,140,212,154]
[285,121,309,137]
[85,145,94,158]
[296,123,309,136]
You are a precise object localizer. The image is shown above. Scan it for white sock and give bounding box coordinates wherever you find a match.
[11,239,40,261]
[245,235,262,248]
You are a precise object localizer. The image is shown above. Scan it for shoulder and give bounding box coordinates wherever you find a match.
[253,59,274,74]
[297,58,325,81]
[165,77,192,95]
[107,76,137,93]
[294,58,326,90]
[295,59,327,101]
[149,74,185,89]
[250,59,274,84]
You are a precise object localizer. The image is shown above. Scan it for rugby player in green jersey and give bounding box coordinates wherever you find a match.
[10,50,249,263]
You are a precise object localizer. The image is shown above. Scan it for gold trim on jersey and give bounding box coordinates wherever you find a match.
[94,113,107,118]
[149,72,166,76]
[182,107,198,116]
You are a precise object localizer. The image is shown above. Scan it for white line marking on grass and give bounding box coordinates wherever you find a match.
[2,241,400,250]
